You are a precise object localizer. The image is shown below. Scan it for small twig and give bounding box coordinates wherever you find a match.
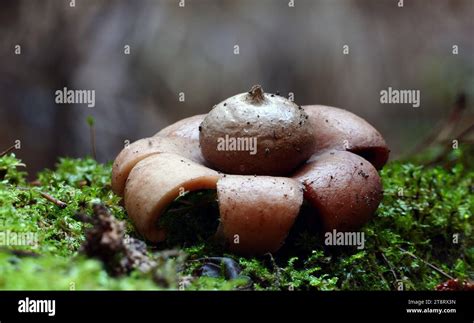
[406,93,467,159]
[456,122,474,139]
[398,247,454,280]
[369,252,390,289]
[0,144,17,158]
[380,251,398,282]
[17,186,67,209]
[426,123,474,167]
[39,192,67,209]
[86,116,97,160]
[376,270,389,288]
[264,253,282,288]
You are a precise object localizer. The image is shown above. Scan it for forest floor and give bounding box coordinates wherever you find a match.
[0,145,472,290]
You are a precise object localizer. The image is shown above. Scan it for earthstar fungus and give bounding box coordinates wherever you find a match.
[112,85,389,255]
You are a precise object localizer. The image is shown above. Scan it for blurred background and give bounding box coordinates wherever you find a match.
[0,0,473,176]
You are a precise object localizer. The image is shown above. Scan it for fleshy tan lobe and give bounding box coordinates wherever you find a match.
[154,114,206,141]
[216,175,303,255]
[111,136,206,197]
[124,153,220,242]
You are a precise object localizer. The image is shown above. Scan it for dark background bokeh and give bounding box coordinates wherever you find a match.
[1,0,473,176]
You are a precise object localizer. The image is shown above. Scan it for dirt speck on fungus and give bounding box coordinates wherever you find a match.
[357,169,369,179]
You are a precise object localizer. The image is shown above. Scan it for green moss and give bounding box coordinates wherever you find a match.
[186,276,249,291]
[0,144,472,290]
[0,154,27,186]
[0,252,158,290]
[0,155,129,258]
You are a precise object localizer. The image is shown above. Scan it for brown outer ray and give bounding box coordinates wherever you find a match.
[303,105,389,169]
[292,150,383,233]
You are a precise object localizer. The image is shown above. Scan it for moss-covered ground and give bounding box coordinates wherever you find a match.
[0,145,472,290]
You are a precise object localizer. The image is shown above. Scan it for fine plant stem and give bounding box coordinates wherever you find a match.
[380,251,398,282]
[0,144,17,157]
[376,270,390,290]
[86,115,97,160]
[398,247,454,280]
[265,253,282,289]
[426,123,474,167]
[406,93,466,158]
[90,124,97,160]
